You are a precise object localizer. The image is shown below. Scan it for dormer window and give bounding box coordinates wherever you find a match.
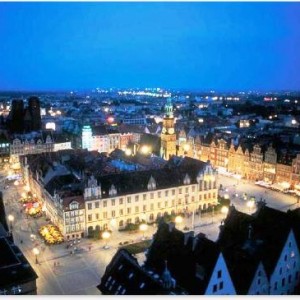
[70,201,79,210]
[109,184,117,196]
[183,174,191,185]
[147,176,156,190]
[197,172,204,183]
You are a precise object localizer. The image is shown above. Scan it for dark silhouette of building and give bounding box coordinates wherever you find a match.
[9,99,24,133]
[28,96,41,131]
[8,97,41,133]
[98,248,186,295]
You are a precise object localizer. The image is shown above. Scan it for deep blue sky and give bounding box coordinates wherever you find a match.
[0,2,300,91]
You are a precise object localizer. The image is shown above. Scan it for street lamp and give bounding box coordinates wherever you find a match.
[221,206,229,216]
[140,145,150,155]
[247,200,255,214]
[42,205,46,216]
[139,223,148,240]
[8,214,14,233]
[183,143,190,153]
[110,218,117,230]
[32,248,39,264]
[175,215,183,230]
[102,231,111,249]
[125,148,132,156]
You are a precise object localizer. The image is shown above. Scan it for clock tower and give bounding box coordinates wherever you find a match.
[160,98,176,159]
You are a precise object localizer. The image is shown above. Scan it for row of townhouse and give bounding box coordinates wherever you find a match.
[9,133,72,165]
[21,152,218,239]
[99,204,300,295]
[177,134,300,192]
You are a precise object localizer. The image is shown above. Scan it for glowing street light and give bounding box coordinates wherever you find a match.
[247,200,255,214]
[221,206,229,216]
[183,143,190,154]
[32,248,39,264]
[8,214,14,233]
[175,215,183,230]
[102,231,111,249]
[139,223,148,240]
[125,148,132,156]
[140,145,150,155]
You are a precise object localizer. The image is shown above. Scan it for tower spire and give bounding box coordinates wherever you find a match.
[165,98,173,118]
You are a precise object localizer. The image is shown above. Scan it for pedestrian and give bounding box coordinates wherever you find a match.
[54,262,56,267]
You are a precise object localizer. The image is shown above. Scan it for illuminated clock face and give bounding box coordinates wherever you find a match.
[162,128,166,134]
[168,128,174,134]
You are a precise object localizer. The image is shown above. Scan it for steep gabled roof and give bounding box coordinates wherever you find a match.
[218,205,291,279]
[193,234,221,294]
[98,248,176,295]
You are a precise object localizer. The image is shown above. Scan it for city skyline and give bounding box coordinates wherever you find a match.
[1,2,300,91]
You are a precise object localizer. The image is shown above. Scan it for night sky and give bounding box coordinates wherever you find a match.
[0,2,300,91]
